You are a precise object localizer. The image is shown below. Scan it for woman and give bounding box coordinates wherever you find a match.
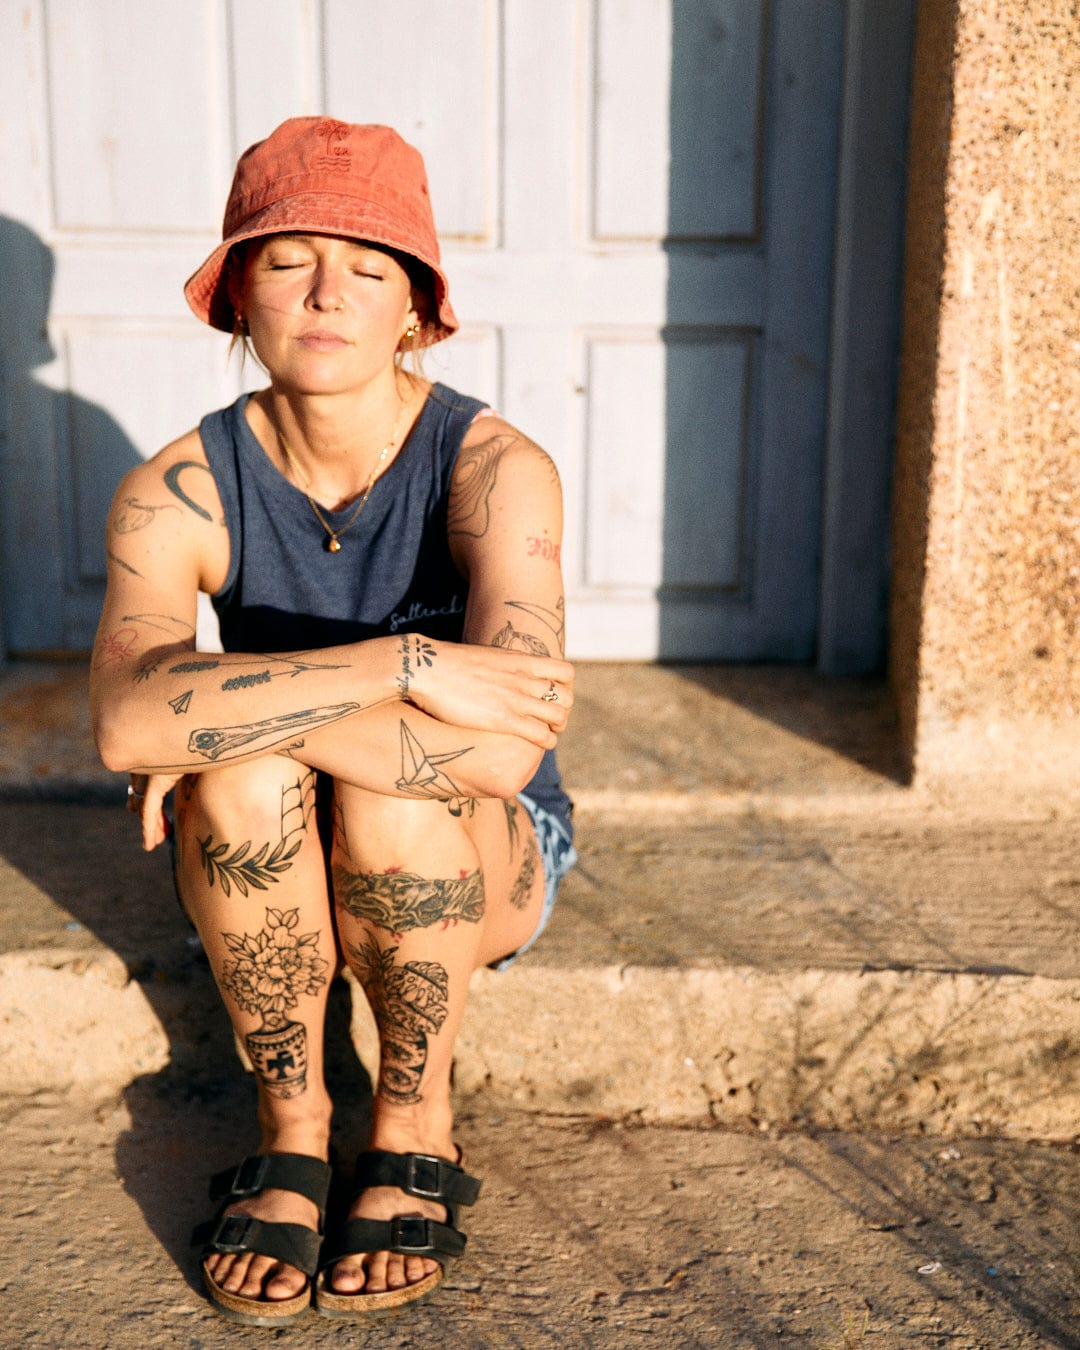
[90,116,575,1326]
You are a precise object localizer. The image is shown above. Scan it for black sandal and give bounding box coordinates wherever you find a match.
[193,1153,332,1326]
[315,1150,481,1319]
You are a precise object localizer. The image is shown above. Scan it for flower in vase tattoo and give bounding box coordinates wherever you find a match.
[219,907,329,1098]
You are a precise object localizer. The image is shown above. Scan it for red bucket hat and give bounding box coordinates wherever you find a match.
[184,117,458,344]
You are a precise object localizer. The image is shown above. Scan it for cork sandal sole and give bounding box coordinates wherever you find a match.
[202,1263,312,1327]
[314,1264,443,1319]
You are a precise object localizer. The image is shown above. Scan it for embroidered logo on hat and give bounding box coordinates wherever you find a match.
[315,119,351,172]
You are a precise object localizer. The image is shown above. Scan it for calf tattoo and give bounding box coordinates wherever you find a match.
[219,907,329,1099]
[334,864,485,936]
[347,934,448,1104]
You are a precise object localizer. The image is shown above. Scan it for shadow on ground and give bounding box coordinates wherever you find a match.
[0,799,375,1292]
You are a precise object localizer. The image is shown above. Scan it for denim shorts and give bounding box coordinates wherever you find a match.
[490,791,577,971]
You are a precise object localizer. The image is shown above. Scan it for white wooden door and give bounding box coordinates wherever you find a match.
[0,0,843,661]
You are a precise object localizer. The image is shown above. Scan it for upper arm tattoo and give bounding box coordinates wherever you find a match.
[447,433,517,539]
[122,613,196,641]
[112,497,180,533]
[107,550,143,578]
[164,461,225,526]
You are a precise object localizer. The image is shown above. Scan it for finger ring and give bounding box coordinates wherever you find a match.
[542,682,559,704]
[127,785,144,799]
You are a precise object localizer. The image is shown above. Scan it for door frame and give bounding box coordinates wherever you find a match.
[817,0,917,674]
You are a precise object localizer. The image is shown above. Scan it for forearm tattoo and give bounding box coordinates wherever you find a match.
[507,597,565,653]
[490,597,566,657]
[219,907,329,1099]
[347,933,449,1105]
[396,720,473,815]
[334,864,485,937]
[397,634,437,699]
[187,703,361,762]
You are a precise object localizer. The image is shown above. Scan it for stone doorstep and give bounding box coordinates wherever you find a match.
[3,947,1078,1143]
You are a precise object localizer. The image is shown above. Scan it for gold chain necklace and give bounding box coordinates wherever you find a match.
[274,402,404,553]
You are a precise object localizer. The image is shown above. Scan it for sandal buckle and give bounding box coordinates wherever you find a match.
[210,1214,256,1253]
[391,1215,434,1255]
[229,1155,270,1197]
[405,1153,444,1199]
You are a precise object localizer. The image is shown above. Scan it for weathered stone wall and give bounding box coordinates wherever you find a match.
[891,0,1080,783]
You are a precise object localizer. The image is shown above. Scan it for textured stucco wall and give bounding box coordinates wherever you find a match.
[891,0,1080,782]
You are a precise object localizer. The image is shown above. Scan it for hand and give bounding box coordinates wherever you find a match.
[398,637,574,748]
[127,771,183,852]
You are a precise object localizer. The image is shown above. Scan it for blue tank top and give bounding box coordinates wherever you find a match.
[199,384,572,833]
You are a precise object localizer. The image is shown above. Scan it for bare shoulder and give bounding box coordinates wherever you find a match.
[456,413,561,490]
[109,425,223,530]
[449,414,563,550]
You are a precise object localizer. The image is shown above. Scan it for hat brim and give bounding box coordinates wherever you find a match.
[183,192,458,344]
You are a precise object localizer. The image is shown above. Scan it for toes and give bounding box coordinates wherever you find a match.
[264,1263,308,1301]
[207,1251,305,1301]
[330,1251,437,1295]
[329,1255,369,1294]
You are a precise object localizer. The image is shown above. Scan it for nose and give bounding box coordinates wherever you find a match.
[307,262,345,312]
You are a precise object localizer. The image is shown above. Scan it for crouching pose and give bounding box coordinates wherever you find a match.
[90,117,575,1326]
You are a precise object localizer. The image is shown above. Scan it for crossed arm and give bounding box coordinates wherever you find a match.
[90,413,573,841]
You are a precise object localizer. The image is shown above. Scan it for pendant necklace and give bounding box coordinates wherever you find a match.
[274,400,405,554]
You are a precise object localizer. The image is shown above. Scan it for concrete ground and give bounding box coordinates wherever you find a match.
[1,658,1079,1347]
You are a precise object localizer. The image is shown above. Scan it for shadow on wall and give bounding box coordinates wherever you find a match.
[0,215,141,655]
[887,3,960,780]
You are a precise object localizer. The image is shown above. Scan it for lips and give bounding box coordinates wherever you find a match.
[296,329,349,350]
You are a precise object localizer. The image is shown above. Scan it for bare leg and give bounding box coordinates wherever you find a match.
[328,786,544,1296]
[174,757,335,1304]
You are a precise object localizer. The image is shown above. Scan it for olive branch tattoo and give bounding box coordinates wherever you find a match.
[199,834,302,897]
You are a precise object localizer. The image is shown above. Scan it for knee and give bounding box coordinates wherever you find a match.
[332,785,468,866]
[184,758,309,839]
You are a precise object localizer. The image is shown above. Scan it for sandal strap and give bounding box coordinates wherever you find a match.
[319,1215,467,1272]
[193,1213,323,1277]
[352,1150,481,1208]
[208,1153,332,1220]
